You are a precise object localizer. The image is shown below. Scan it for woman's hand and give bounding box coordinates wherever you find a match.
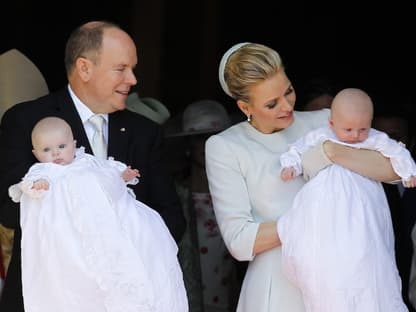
[301,141,332,181]
[323,141,400,182]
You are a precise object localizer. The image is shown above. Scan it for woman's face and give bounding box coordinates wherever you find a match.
[240,70,296,134]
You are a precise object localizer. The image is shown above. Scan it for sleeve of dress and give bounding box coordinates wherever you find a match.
[369,130,416,182]
[280,133,316,176]
[281,127,329,179]
[280,147,303,177]
[8,183,23,203]
[18,163,51,199]
[106,157,139,186]
[205,135,258,261]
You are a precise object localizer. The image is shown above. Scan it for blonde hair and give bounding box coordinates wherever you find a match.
[219,43,283,102]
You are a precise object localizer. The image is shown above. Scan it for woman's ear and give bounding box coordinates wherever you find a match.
[237,99,251,116]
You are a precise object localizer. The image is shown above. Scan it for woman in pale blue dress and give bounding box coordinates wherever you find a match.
[205,42,401,312]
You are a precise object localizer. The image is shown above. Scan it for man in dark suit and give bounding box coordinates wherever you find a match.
[373,109,416,311]
[0,20,185,311]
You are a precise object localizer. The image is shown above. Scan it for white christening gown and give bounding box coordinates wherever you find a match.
[278,127,416,312]
[10,148,188,312]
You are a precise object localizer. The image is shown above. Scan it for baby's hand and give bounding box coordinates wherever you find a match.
[32,179,49,191]
[404,176,416,188]
[281,167,296,182]
[122,166,141,182]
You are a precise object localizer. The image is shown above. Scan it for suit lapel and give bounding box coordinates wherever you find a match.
[55,90,94,155]
[108,112,129,161]
[54,90,130,160]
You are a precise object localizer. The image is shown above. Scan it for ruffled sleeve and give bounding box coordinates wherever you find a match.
[107,157,139,186]
[9,160,73,202]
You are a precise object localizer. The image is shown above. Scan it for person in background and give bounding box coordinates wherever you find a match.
[205,42,400,312]
[297,77,335,111]
[9,116,187,312]
[278,88,414,311]
[396,94,416,312]
[409,203,416,310]
[0,49,49,118]
[373,106,416,311]
[0,48,50,293]
[165,99,241,312]
[125,91,171,125]
[0,20,185,311]
[0,248,4,294]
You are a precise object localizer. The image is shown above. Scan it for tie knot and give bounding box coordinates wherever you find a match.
[89,114,105,132]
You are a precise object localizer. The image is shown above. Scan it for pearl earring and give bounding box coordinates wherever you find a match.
[247,114,252,122]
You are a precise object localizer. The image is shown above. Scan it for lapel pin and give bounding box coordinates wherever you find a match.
[120,128,126,132]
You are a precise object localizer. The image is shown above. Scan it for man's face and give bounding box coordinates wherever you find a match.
[87,28,138,113]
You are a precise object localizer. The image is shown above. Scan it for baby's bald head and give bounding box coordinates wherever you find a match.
[329,88,373,143]
[331,88,373,121]
[32,117,74,149]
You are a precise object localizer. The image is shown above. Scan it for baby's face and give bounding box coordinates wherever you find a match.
[32,131,76,165]
[330,112,372,144]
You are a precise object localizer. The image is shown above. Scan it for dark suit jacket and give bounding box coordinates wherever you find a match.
[383,183,416,311]
[0,88,185,311]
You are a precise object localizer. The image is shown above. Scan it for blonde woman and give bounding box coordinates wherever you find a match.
[205,42,399,311]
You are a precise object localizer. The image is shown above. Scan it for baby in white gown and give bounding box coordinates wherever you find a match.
[278,88,416,312]
[8,116,188,312]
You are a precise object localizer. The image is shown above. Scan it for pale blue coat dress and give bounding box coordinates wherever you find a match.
[205,109,329,312]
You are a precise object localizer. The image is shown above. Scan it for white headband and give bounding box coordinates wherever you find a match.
[218,42,250,98]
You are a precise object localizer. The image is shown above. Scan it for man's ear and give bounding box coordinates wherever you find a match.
[76,57,93,81]
[32,149,38,159]
[73,139,77,147]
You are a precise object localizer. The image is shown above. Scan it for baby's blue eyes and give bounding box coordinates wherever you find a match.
[42,144,66,152]
[345,128,368,132]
